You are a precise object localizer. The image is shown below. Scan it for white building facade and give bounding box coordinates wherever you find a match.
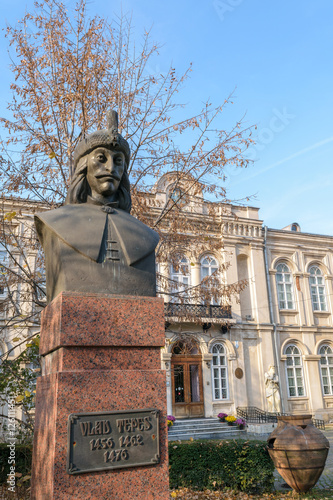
[154,177,333,422]
[1,187,333,427]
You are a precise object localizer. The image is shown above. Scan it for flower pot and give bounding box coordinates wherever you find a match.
[227,422,234,426]
[238,424,245,430]
[219,418,225,422]
[267,415,329,493]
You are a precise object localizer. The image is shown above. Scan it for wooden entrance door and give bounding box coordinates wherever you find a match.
[171,356,204,418]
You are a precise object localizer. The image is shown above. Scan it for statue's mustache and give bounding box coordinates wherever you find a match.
[95,173,121,181]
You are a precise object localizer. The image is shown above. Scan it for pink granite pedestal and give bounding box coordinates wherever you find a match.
[31,293,169,500]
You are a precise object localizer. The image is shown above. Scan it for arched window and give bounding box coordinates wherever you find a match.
[319,344,333,395]
[275,263,294,310]
[285,344,305,397]
[170,187,183,203]
[167,182,189,208]
[172,339,199,355]
[309,266,327,312]
[170,255,191,301]
[211,343,228,400]
[201,256,219,305]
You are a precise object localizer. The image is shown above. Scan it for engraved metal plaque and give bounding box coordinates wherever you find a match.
[67,409,160,474]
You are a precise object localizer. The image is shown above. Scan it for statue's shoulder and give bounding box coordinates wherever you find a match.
[109,209,159,265]
[35,204,89,225]
[34,204,159,265]
[35,205,80,234]
[34,204,106,250]
[113,209,159,244]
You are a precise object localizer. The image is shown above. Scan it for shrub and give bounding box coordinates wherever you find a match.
[0,444,32,485]
[169,439,274,494]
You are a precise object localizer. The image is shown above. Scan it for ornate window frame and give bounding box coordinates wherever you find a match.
[170,255,191,302]
[308,265,327,312]
[210,342,229,401]
[318,344,333,396]
[284,343,306,397]
[275,262,295,310]
[200,255,219,305]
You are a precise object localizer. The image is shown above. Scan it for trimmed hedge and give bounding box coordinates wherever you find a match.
[0,440,274,494]
[0,444,32,484]
[169,439,274,494]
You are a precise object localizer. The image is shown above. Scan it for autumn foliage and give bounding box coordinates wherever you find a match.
[0,0,253,428]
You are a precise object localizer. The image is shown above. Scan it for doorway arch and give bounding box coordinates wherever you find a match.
[171,338,204,418]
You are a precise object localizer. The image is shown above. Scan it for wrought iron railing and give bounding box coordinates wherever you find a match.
[236,406,285,423]
[236,406,325,430]
[164,303,232,319]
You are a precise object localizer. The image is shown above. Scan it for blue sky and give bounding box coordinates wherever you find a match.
[1,0,333,234]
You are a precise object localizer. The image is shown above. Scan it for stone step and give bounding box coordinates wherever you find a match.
[168,428,245,441]
[169,425,229,434]
[168,418,246,441]
[169,418,229,429]
[170,422,227,430]
[169,418,221,427]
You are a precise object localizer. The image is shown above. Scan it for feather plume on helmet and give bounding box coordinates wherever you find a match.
[73,110,130,169]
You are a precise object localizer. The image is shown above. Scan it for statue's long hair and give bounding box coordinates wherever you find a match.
[65,157,132,213]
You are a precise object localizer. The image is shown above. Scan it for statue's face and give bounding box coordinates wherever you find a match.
[86,147,125,200]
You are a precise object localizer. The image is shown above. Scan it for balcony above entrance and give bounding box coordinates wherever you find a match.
[164,303,233,324]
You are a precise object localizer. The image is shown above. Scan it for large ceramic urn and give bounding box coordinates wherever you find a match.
[267,414,329,493]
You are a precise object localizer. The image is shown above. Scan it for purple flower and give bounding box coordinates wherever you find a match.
[235,418,246,426]
[167,415,176,422]
[217,412,228,419]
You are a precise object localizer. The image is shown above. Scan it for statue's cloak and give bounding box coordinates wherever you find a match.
[35,203,159,303]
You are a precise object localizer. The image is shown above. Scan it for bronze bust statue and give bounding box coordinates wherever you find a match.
[35,111,159,303]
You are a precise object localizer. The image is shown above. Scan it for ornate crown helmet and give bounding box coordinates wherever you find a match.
[73,110,130,170]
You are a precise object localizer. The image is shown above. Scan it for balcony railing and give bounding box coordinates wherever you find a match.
[164,302,232,319]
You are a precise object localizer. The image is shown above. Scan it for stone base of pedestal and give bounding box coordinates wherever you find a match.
[31,293,169,500]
